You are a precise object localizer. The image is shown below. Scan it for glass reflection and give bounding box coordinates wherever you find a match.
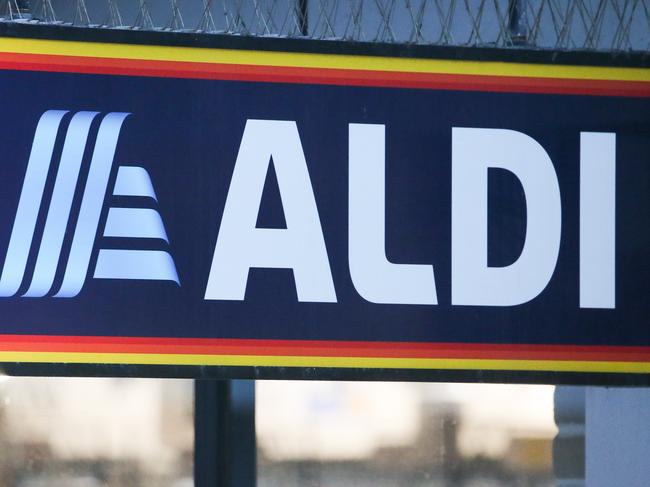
[257,382,556,487]
[0,377,193,487]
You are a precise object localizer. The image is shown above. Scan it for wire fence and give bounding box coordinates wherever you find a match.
[1,0,649,52]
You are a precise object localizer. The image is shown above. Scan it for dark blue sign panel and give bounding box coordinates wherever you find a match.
[0,35,648,383]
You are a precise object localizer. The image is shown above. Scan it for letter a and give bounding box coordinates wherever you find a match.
[205,120,336,302]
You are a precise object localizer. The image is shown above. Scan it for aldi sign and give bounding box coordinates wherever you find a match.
[0,30,648,383]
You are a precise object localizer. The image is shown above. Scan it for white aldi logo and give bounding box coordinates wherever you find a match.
[0,110,179,298]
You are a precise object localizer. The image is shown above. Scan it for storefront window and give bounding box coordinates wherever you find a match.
[257,382,556,486]
[0,377,193,487]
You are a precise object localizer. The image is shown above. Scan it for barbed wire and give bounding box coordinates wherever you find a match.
[1,0,648,52]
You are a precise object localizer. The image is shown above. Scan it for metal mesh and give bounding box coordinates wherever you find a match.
[1,0,648,52]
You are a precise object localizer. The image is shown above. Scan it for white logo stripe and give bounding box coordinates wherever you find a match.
[103,207,169,242]
[113,166,157,200]
[94,249,179,284]
[55,112,130,298]
[0,110,67,297]
[24,111,100,297]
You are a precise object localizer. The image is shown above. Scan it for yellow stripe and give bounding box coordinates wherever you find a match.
[0,351,649,374]
[0,37,648,82]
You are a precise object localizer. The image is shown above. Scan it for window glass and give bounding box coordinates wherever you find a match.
[257,381,556,486]
[0,377,193,487]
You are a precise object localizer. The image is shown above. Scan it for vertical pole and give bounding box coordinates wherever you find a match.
[553,387,585,487]
[229,381,256,487]
[507,0,527,45]
[194,380,256,487]
[195,380,228,487]
[297,0,308,36]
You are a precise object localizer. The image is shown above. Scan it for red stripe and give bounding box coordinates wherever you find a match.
[0,52,647,97]
[0,53,646,364]
[0,335,648,362]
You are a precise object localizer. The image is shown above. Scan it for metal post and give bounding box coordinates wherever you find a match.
[229,381,256,487]
[194,380,256,487]
[507,0,528,45]
[553,387,585,487]
[297,0,308,37]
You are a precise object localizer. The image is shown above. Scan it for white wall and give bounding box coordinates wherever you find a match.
[586,388,650,487]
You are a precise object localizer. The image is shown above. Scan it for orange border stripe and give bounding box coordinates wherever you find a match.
[0,39,648,97]
[0,39,648,374]
[0,51,646,97]
[0,335,648,373]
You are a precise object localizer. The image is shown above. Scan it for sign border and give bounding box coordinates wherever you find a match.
[0,22,648,384]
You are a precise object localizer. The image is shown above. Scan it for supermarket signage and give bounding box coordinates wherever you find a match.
[0,35,648,384]
[3,112,614,309]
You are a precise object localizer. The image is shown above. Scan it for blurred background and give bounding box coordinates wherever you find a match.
[0,378,557,487]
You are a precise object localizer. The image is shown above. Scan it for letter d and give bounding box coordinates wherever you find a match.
[451,128,561,306]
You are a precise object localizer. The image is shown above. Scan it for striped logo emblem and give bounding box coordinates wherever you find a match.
[0,110,179,298]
